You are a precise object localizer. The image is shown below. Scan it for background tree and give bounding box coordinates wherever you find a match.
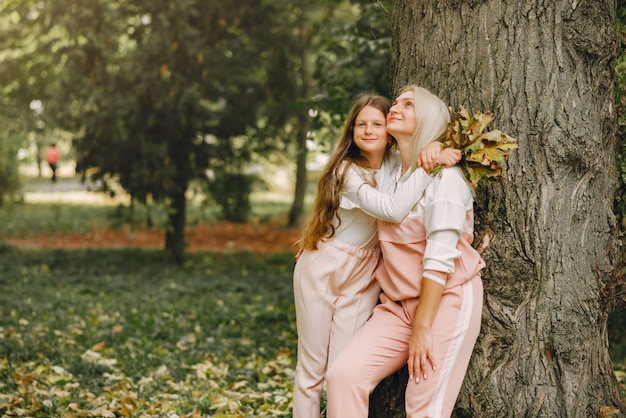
[0,0,66,188]
[1,0,305,262]
[371,1,625,416]
[0,118,23,206]
[313,0,393,118]
[286,0,394,228]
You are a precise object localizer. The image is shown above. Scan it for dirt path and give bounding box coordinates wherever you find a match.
[6,222,301,254]
[9,180,301,254]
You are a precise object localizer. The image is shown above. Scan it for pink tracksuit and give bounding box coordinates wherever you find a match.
[325,212,485,417]
[292,239,381,417]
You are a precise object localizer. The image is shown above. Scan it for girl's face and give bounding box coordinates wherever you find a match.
[386,90,416,139]
[352,105,391,168]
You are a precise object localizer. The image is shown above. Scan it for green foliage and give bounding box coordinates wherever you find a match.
[0,0,309,259]
[314,0,393,112]
[208,173,254,223]
[0,121,22,205]
[0,248,297,416]
[311,0,394,148]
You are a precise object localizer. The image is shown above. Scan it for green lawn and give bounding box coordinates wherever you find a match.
[0,186,298,239]
[0,247,297,417]
[0,187,624,416]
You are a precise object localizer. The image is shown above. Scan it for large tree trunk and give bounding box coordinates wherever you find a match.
[371,1,625,416]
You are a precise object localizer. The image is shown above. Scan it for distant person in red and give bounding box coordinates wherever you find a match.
[46,144,60,183]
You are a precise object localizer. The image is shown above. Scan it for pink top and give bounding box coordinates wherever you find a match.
[46,147,60,164]
[374,166,485,302]
[375,216,484,302]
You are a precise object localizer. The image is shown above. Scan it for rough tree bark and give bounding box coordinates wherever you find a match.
[370,1,625,416]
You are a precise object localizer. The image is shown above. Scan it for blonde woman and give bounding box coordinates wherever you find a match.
[325,86,485,417]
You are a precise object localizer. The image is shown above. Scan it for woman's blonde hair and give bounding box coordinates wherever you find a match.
[399,85,450,177]
[299,93,393,251]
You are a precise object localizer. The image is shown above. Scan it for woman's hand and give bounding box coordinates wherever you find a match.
[408,274,445,383]
[407,325,436,383]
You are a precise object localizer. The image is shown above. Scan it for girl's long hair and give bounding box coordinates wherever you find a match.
[399,85,451,178]
[299,94,393,251]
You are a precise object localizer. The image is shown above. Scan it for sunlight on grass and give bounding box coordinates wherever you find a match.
[0,184,310,239]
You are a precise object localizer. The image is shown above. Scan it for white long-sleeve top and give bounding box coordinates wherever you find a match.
[419,167,474,274]
[343,151,474,278]
[376,160,474,277]
[332,152,434,249]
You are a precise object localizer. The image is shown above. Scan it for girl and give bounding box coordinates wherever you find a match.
[325,86,485,417]
[292,93,460,418]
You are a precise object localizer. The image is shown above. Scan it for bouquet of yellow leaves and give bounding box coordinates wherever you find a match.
[436,106,518,188]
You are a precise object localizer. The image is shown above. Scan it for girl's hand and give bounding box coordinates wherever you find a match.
[418,142,443,173]
[438,147,461,167]
[407,326,436,384]
[418,143,462,174]
[295,248,304,263]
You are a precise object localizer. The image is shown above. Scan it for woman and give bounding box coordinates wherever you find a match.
[292,93,460,418]
[325,86,485,417]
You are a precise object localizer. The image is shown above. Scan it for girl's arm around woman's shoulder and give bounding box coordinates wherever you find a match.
[341,166,433,223]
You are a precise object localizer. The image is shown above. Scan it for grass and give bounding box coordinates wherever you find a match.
[1,178,625,416]
[0,246,298,417]
[0,180,299,239]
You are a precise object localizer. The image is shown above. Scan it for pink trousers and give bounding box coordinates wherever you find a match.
[325,276,483,418]
[292,239,381,418]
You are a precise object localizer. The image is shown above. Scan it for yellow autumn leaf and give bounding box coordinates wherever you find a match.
[92,341,105,352]
[474,110,494,133]
[120,403,132,417]
[467,146,506,165]
[463,138,484,153]
[442,107,518,188]
[467,165,501,188]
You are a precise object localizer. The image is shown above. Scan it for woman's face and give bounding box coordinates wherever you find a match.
[387,90,416,139]
[352,105,391,166]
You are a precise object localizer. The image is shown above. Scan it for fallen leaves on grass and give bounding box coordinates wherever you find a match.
[0,331,295,417]
[0,250,298,417]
